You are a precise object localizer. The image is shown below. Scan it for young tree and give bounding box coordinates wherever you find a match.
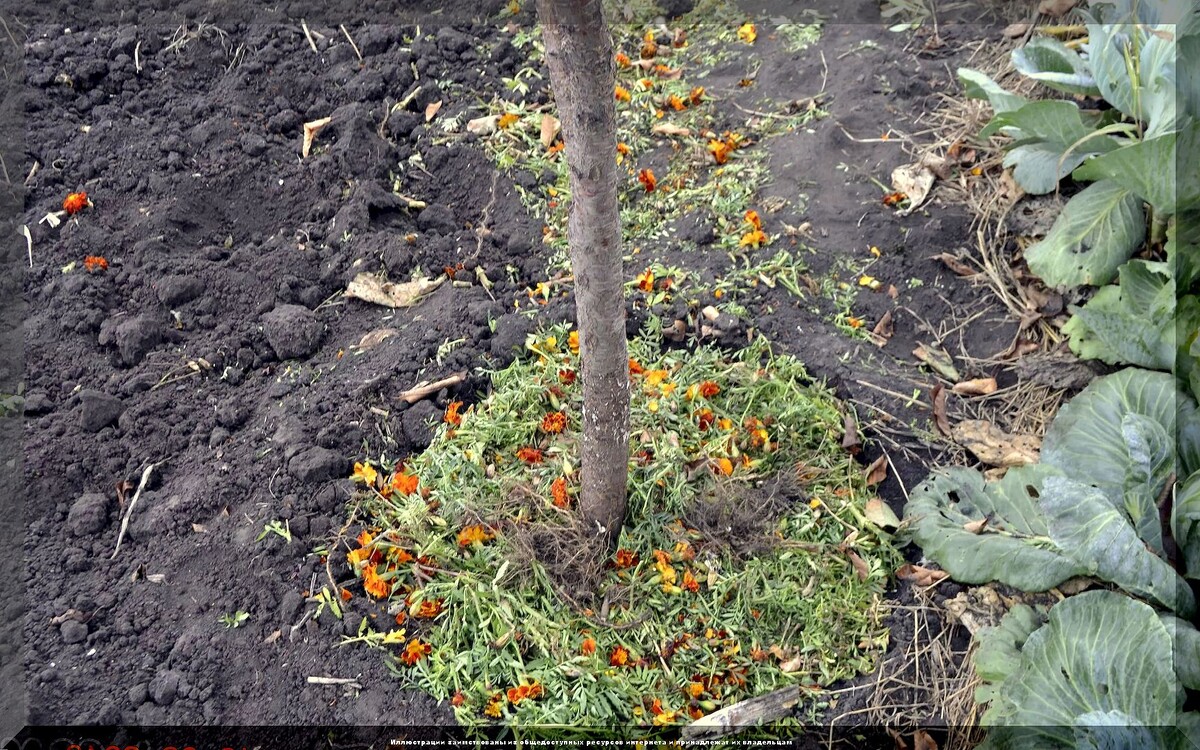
[535,0,630,548]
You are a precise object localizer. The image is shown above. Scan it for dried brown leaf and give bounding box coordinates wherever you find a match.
[1037,0,1078,16]
[539,114,560,148]
[651,122,691,137]
[865,497,901,530]
[936,252,978,277]
[1004,22,1031,37]
[355,327,400,351]
[845,550,870,582]
[466,114,499,135]
[424,100,443,122]
[963,518,989,534]
[345,273,444,309]
[864,454,888,486]
[932,384,952,437]
[912,729,939,750]
[891,163,936,215]
[896,563,949,587]
[302,116,332,158]
[951,419,1041,467]
[952,377,998,396]
[841,411,862,454]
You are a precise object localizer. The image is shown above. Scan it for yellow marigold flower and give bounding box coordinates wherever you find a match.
[498,113,520,129]
[615,85,631,102]
[351,461,378,486]
[737,22,757,44]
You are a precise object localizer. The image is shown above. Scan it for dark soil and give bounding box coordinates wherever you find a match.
[10,0,1017,742]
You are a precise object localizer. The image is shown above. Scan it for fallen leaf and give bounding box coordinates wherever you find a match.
[345,273,444,309]
[841,411,861,454]
[936,252,977,277]
[865,497,901,530]
[952,377,998,396]
[424,100,443,122]
[951,420,1041,467]
[870,309,894,345]
[192,523,208,534]
[651,122,691,137]
[913,343,959,381]
[1003,21,1031,37]
[466,114,499,135]
[1037,0,1078,16]
[845,550,870,582]
[887,728,909,750]
[50,609,86,625]
[963,517,989,534]
[355,327,400,351]
[302,116,332,158]
[539,114,560,148]
[932,384,951,437]
[864,455,888,486]
[263,629,283,644]
[1055,577,1094,596]
[896,563,949,587]
[890,163,936,216]
[779,655,805,672]
[887,284,899,300]
[912,729,939,750]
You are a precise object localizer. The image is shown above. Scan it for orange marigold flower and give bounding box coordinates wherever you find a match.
[498,113,520,129]
[846,316,864,329]
[614,548,640,568]
[357,530,374,547]
[362,564,391,599]
[637,168,656,192]
[714,457,735,476]
[616,142,631,156]
[629,359,645,375]
[614,85,631,102]
[610,644,631,667]
[615,51,631,67]
[444,400,464,426]
[558,368,577,385]
[707,139,732,165]
[682,569,700,593]
[83,255,108,272]
[516,446,544,464]
[699,381,720,398]
[451,691,466,707]
[347,547,371,566]
[391,471,420,496]
[457,524,495,547]
[640,36,658,59]
[568,330,579,352]
[582,637,597,656]
[395,611,407,626]
[644,369,669,387]
[689,86,705,104]
[340,587,353,602]
[635,268,655,292]
[389,547,414,565]
[739,229,768,248]
[687,681,705,698]
[547,140,564,155]
[400,637,432,666]
[415,598,443,619]
[551,476,570,508]
[667,94,686,111]
[63,191,88,215]
[744,209,763,231]
[541,411,567,434]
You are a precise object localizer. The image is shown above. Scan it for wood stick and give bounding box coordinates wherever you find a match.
[339,24,362,61]
[682,684,802,739]
[300,19,318,54]
[110,462,160,559]
[398,371,467,404]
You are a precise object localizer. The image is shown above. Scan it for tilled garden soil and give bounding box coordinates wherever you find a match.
[13,0,1016,737]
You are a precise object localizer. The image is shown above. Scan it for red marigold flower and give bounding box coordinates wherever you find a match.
[63,191,88,215]
[516,446,544,464]
[558,368,576,385]
[541,411,567,434]
[414,598,443,619]
[614,549,639,568]
[451,691,466,707]
[682,569,700,593]
[696,408,715,431]
[610,645,631,667]
[629,359,645,375]
[400,637,432,666]
[637,168,656,192]
[698,381,720,398]
[444,400,464,426]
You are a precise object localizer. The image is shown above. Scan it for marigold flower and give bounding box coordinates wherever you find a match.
[582,637,597,656]
[739,229,769,248]
[614,549,640,568]
[516,446,544,464]
[451,691,466,707]
[610,644,631,666]
[541,411,567,434]
[389,547,415,565]
[629,359,645,375]
[457,524,495,547]
[395,611,407,626]
[444,400,464,426]
[551,476,570,508]
[699,381,720,398]
[63,191,88,215]
[707,139,732,165]
[644,369,669,387]
[568,330,579,352]
[687,681,705,698]
[637,168,656,192]
[682,569,700,593]
[636,268,655,292]
[414,598,443,619]
[737,22,757,44]
[484,694,503,718]
[882,191,907,207]
[83,255,108,272]
[498,113,520,129]
[689,86,705,104]
[351,461,379,487]
[640,36,658,59]
[391,471,419,496]
[846,316,864,329]
[638,77,654,90]
[714,457,734,476]
[357,530,374,547]
[400,637,432,666]
[744,209,763,231]
[547,140,564,155]
[347,547,371,566]
[362,564,391,599]
[558,368,576,385]
[340,587,353,602]
[506,682,543,704]
[615,51,631,67]
[667,94,686,111]
[615,85,631,102]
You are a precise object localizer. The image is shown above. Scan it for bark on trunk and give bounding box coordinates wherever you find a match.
[536,0,629,549]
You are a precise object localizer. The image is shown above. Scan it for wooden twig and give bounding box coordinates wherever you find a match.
[398,371,467,404]
[111,462,160,559]
[307,676,361,687]
[682,684,802,739]
[300,19,318,54]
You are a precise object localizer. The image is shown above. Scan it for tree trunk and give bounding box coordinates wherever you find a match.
[536,0,629,549]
